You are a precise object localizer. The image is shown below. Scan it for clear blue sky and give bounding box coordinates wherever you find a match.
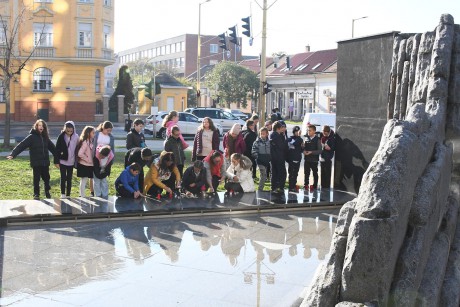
[115,0,459,56]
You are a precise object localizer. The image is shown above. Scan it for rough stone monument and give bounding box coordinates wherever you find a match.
[303,14,460,306]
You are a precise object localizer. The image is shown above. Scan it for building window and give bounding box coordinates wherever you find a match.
[175,42,180,52]
[180,41,185,52]
[103,0,111,6]
[95,99,102,114]
[78,23,92,47]
[171,44,176,53]
[0,79,4,103]
[180,57,185,67]
[95,69,101,93]
[210,44,218,54]
[103,25,111,49]
[160,46,165,55]
[34,23,53,47]
[0,24,6,45]
[166,44,170,54]
[33,67,52,92]
[78,0,94,3]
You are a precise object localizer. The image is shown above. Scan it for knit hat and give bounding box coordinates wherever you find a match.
[230,123,241,135]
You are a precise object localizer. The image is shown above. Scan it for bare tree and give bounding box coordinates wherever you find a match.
[0,1,45,147]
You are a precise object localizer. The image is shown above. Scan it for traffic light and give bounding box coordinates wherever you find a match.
[263,81,272,95]
[241,16,251,38]
[228,26,239,45]
[218,33,228,50]
[286,56,291,70]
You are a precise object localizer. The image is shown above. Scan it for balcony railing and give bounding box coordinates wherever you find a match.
[77,48,93,58]
[32,47,55,58]
[103,50,113,59]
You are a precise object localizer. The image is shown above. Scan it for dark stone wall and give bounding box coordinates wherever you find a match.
[335,32,398,194]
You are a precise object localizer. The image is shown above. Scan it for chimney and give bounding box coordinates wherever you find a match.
[306,45,311,52]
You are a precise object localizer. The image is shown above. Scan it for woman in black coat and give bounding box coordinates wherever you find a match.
[7,119,56,200]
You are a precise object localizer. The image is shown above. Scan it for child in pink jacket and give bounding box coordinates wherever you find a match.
[77,126,95,197]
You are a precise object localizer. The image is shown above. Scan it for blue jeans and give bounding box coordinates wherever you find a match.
[93,177,109,199]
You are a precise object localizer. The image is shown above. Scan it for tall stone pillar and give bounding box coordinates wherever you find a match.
[102,95,109,121]
[117,95,125,123]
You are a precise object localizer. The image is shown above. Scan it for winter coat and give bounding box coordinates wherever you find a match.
[182,166,207,190]
[165,121,189,149]
[321,130,336,161]
[287,135,303,163]
[224,155,254,192]
[54,121,79,165]
[269,131,288,162]
[203,151,226,188]
[93,131,115,156]
[251,137,271,167]
[115,166,140,193]
[144,163,181,192]
[93,144,115,179]
[242,129,257,158]
[124,147,153,168]
[223,132,246,158]
[126,128,146,150]
[10,129,56,167]
[164,136,186,166]
[78,140,94,166]
[192,128,220,161]
[303,134,322,162]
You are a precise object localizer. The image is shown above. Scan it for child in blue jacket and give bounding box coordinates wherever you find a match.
[115,163,141,198]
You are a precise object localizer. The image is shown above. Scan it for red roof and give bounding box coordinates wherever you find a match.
[268,49,337,76]
[239,57,274,74]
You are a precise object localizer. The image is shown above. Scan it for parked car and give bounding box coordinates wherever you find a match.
[184,107,246,132]
[144,111,223,139]
[223,109,250,120]
[301,113,336,137]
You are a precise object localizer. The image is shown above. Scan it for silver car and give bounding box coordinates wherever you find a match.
[144,112,223,139]
[184,107,246,133]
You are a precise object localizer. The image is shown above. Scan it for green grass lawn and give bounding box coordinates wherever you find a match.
[0,151,274,200]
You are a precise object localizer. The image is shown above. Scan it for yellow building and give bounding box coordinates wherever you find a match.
[0,0,114,122]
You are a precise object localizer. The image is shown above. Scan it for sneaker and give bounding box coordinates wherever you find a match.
[33,195,40,200]
[61,194,66,198]
[45,191,51,199]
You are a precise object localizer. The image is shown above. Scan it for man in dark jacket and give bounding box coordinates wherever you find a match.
[269,121,288,193]
[164,126,186,177]
[303,124,322,190]
[182,160,207,197]
[126,118,146,150]
[320,125,336,189]
[242,120,258,178]
[124,147,153,193]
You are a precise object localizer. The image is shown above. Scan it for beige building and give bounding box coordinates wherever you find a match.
[0,0,115,122]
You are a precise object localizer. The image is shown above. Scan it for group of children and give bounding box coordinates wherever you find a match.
[7,111,337,200]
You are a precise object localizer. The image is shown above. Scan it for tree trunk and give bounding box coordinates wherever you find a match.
[3,78,11,147]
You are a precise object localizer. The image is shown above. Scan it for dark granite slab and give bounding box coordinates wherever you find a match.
[0,189,356,225]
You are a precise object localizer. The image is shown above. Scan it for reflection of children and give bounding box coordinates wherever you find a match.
[182,160,207,197]
[115,163,141,198]
[224,153,254,193]
[126,118,146,149]
[7,119,56,200]
[54,121,79,198]
[93,145,114,199]
[76,126,95,197]
[287,126,303,192]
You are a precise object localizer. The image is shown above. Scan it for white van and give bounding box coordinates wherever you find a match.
[301,113,336,136]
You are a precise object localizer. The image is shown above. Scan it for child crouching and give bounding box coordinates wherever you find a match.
[115,163,141,198]
[182,160,207,197]
[224,153,255,194]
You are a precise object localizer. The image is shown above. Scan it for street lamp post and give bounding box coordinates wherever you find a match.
[352,16,368,38]
[197,0,211,107]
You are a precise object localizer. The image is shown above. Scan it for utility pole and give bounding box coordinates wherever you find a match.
[259,0,268,125]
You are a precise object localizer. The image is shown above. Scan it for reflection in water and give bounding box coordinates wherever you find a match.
[0,210,338,306]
